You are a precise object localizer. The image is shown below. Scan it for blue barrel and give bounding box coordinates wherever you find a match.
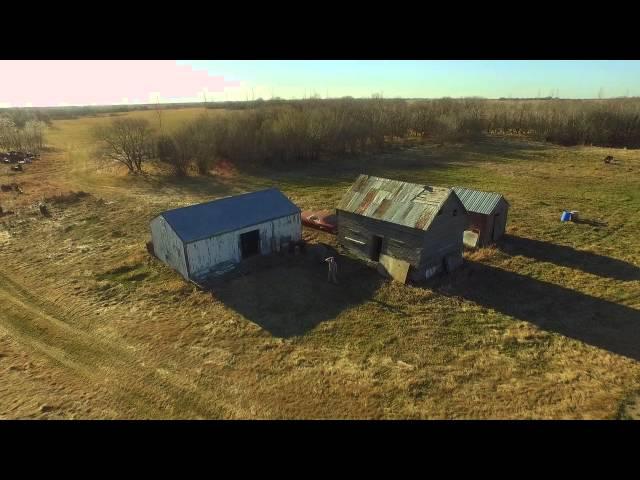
[560,211,572,222]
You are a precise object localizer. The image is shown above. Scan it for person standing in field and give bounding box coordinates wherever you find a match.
[325,256,338,284]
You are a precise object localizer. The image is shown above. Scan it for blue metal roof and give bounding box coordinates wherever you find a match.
[158,188,300,243]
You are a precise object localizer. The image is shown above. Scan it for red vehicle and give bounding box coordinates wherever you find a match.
[301,209,337,234]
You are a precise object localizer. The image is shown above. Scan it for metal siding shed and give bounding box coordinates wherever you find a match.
[452,186,508,215]
[156,188,300,243]
[453,187,509,247]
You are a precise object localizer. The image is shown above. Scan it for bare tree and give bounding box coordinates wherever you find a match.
[157,133,189,176]
[92,118,154,173]
[155,114,217,176]
[23,120,47,151]
[0,117,17,151]
[190,115,218,174]
[155,96,163,133]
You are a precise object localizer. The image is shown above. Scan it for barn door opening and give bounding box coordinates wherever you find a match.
[370,235,383,261]
[240,230,260,259]
[492,213,500,241]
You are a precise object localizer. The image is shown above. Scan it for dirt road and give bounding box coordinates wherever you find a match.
[0,271,221,419]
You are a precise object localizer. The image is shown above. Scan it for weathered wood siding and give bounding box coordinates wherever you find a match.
[418,194,468,269]
[337,210,426,265]
[150,216,189,279]
[185,213,301,280]
[466,199,508,247]
[492,199,509,242]
[467,212,492,246]
[338,194,469,281]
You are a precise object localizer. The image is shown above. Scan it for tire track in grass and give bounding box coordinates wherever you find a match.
[0,272,223,419]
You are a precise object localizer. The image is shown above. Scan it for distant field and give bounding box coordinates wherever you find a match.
[1,107,639,419]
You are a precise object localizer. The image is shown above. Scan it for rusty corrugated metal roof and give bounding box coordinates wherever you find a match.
[452,186,507,215]
[337,174,455,231]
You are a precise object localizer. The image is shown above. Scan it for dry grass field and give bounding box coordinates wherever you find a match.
[1,107,639,419]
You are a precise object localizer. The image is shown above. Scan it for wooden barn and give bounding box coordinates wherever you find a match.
[150,188,301,281]
[336,174,469,283]
[453,186,509,248]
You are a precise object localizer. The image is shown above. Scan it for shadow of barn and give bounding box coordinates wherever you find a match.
[432,260,640,361]
[501,235,640,281]
[206,248,384,338]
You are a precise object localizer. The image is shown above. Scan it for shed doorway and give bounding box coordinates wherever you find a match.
[240,229,261,259]
[370,235,383,261]
[492,213,500,241]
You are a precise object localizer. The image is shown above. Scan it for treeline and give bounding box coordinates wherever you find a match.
[0,103,201,123]
[0,116,47,152]
[167,97,640,170]
[483,98,640,147]
[155,97,405,174]
[0,109,53,128]
[213,97,640,150]
[92,97,640,175]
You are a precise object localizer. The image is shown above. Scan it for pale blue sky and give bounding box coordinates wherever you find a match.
[1,60,637,108]
[179,60,640,100]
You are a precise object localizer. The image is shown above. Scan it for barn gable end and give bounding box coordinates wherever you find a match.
[420,191,469,268]
[150,215,189,279]
[150,188,301,281]
[452,186,509,246]
[337,174,469,281]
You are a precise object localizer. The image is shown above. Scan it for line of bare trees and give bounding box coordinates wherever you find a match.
[0,116,47,152]
[155,97,427,173]
[481,98,640,147]
[92,97,640,175]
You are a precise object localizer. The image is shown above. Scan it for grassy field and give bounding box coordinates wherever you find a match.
[1,108,639,419]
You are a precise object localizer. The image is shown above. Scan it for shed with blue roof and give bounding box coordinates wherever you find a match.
[150,188,301,281]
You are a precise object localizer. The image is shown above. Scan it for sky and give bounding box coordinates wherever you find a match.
[1,60,639,108]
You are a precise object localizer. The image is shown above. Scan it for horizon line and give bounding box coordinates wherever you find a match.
[2,96,640,110]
